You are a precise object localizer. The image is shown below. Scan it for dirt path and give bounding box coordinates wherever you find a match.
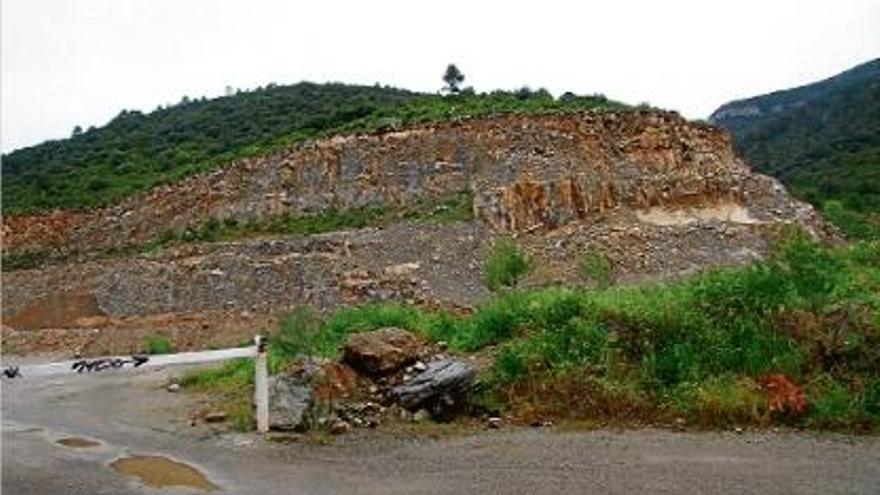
[3,362,879,495]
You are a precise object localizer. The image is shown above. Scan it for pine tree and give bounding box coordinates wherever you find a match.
[442,64,465,93]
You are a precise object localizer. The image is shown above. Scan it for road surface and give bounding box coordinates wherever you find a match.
[3,360,879,494]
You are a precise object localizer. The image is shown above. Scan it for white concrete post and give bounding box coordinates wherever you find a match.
[254,335,269,434]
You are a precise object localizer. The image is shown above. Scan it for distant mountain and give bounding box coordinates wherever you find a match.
[0,82,623,213]
[709,58,880,216]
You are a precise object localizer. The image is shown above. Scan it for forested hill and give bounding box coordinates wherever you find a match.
[709,58,880,216]
[1,83,623,212]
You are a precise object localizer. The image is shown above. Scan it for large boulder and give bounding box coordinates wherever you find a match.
[342,327,422,376]
[268,359,323,431]
[391,358,475,421]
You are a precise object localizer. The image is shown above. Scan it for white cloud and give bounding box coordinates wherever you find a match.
[2,0,878,152]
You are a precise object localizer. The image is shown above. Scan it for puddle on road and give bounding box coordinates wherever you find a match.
[110,455,217,491]
[56,436,101,448]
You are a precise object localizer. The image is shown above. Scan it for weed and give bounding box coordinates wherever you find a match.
[483,237,531,291]
[181,359,255,431]
[579,250,613,288]
[144,333,173,355]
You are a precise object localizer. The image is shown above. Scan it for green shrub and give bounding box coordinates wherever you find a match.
[668,376,768,426]
[824,201,880,240]
[273,307,324,359]
[182,237,880,431]
[483,237,531,291]
[144,333,173,355]
[807,375,858,428]
[579,250,613,288]
[274,303,432,359]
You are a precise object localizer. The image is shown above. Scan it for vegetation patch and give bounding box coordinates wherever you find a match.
[181,359,255,431]
[1,249,52,271]
[156,191,474,246]
[483,237,531,292]
[187,233,880,431]
[823,200,880,241]
[1,192,474,273]
[144,333,173,355]
[579,249,613,288]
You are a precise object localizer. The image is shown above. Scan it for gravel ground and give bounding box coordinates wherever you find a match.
[3,361,879,495]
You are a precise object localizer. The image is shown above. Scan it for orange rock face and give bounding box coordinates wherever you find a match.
[2,109,806,254]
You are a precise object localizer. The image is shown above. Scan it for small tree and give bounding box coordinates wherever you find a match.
[442,64,465,93]
[483,237,531,291]
[71,125,83,137]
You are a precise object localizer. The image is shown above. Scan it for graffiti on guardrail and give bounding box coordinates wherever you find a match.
[3,366,21,379]
[71,355,150,373]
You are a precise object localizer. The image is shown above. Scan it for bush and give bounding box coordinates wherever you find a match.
[273,303,432,359]
[579,250,612,288]
[273,307,323,359]
[144,333,173,354]
[823,201,879,240]
[185,237,880,431]
[483,237,531,291]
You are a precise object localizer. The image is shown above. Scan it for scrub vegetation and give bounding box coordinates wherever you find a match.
[187,231,880,431]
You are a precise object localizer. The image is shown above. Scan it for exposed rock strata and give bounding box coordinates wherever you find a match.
[1,110,822,254]
[0,110,829,352]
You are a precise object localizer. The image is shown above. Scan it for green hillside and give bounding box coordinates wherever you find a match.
[710,58,880,238]
[1,83,624,212]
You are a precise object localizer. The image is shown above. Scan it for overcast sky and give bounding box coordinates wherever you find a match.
[2,0,878,153]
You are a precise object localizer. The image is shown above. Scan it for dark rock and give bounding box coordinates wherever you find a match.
[342,327,421,376]
[391,358,475,422]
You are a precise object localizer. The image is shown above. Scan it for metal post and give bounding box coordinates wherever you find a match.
[254,335,269,434]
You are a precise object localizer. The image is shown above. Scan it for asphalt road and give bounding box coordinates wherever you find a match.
[3,362,880,494]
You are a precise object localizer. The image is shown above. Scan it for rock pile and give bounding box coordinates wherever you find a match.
[269,328,476,434]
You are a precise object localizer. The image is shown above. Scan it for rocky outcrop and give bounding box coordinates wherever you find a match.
[1,110,832,352]
[1,110,824,255]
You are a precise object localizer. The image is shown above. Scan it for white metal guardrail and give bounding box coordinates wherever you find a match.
[1,336,271,433]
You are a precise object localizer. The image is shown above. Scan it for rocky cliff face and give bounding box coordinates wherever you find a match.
[2,110,818,253]
[1,110,828,356]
